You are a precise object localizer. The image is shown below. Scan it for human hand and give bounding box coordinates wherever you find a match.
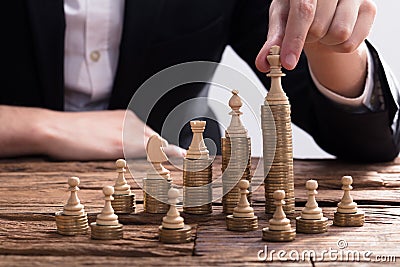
[256,0,377,72]
[40,109,186,160]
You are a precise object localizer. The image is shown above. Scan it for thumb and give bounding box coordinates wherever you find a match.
[255,0,289,73]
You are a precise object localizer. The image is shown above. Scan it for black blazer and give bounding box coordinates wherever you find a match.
[1,0,399,161]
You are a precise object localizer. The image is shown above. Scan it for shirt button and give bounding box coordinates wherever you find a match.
[90,51,101,62]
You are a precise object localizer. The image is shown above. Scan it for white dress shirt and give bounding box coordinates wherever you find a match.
[64,0,125,111]
[63,0,374,112]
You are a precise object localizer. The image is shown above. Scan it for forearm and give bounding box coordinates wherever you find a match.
[304,42,368,98]
[0,105,48,157]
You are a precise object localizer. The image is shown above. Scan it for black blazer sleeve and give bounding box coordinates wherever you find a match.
[228,0,400,162]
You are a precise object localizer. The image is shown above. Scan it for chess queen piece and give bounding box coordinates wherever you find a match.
[111,159,136,214]
[91,186,124,240]
[296,180,329,234]
[159,188,192,243]
[333,176,365,227]
[55,177,89,236]
[226,180,258,231]
[262,190,296,242]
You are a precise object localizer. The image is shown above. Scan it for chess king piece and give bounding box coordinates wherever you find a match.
[226,180,258,231]
[111,159,136,214]
[143,134,171,214]
[262,45,295,214]
[159,188,192,244]
[91,186,124,240]
[333,176,365,227]
[296,180,329,234]
[221,90,252,214]
[183,120,213,215]
[55,176,89,236]
[262,190,296,242]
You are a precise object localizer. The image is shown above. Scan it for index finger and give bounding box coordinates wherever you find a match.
[281,0,317,70]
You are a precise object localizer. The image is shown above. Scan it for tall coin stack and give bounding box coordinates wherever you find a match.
[183,121,213,215]
[261,45,295,214]
[143,135,171,214]
[55,177,89,236]
[91,186,124,240]
[111,159,136,214]
[221,90,252,214]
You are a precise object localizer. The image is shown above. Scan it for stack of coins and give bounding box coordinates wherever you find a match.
[296,180,329,234]
[111,159,136,214]
[226,180,258,231]
[333,212,364,227]
[333,176,365,227]
[221,137,252,214]
[262,46,295,214]
[159,188,192,244]
[183,158,213,214]
[91,186,124,240]
[55,177,89,236]
[143,177,171,213]
[262,190,296,242]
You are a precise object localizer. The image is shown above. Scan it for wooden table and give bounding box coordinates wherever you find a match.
[0,157,399,266]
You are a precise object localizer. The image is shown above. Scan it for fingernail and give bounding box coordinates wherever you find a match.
[285,53,297,69]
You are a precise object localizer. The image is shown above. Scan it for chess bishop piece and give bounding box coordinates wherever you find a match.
[221,90,252,214]
[159,188,192,243]
[111,159,136,214]
[333,176,365,227]
[55,177,89,236]
[262,190,296,242]
[296,180,329,234]
[91,186,124,240]
[226,180,258,231]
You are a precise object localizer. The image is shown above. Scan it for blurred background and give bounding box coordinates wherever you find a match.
[209,0,400,158]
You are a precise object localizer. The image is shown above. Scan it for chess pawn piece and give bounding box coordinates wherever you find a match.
[91,186,124,240]
[296,180,329,234]
[144,134,171,214]
[55,177,89,236]
[159,188,192,243]
[63,177,85,216]
[226,180,258,231]
[334,176,365,227]
[111,159,136,214]
[262,190,296,241]
[186,120,209,160]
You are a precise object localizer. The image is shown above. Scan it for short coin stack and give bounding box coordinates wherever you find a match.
[296,180,329,234]
[183,121,213,215]
[55,176,89,236]
[333,176,365,227]
[91,186,124,240]
[159,188,192,244]
[144,135,171,214]
[262,190,296,242]
[261,46,295,214]
[111,159,136,214]
[221,90,252,214]
[226,180,258,231]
